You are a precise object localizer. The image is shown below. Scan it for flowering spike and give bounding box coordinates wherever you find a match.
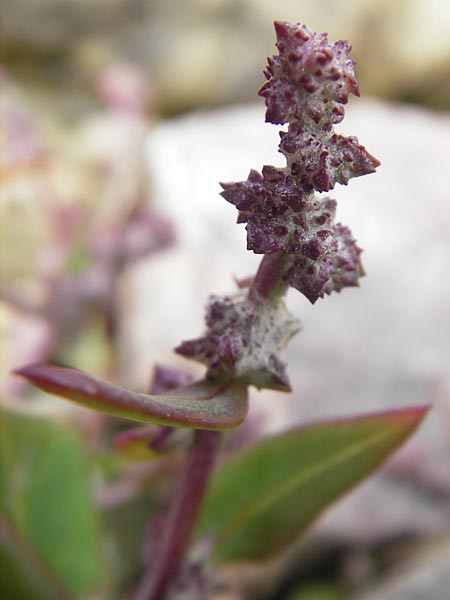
[178,22,379,389]
[221,21,380,302]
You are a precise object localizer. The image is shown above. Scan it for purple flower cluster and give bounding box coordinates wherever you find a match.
[221,21,379,303]
[178,21,378,389]
[176,293,300,390]
[259,21,360,127]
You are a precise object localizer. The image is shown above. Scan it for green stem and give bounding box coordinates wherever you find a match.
[133,429,222,600]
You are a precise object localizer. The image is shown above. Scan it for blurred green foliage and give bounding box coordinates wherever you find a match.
[0,410,105,596]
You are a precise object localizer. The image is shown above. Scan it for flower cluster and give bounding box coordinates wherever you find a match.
[178,21,379,389]
[176,293,300,391]
[222,20,379,303]
[259,21,360,128]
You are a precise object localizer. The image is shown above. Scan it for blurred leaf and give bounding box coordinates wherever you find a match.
[113,426,161,461]
[198,405,429,562]
[0,409,105,596]
[0,513,73,600]
[14,364,248,429]
[113,425,190,461]
[102,493,160,593]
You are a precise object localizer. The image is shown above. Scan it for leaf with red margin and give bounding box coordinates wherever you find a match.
[13,364,248,430]
[197,405,430,562]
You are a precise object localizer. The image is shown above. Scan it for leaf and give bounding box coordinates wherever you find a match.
[14,364,248,430]
[0,409,105,595]
[0,513,73,600]
[113,426,162,460]
[113,425,190,461]
[197,405,429,563]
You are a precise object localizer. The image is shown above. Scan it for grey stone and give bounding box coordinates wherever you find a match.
[355,540,450,600]
[2,1,450,111]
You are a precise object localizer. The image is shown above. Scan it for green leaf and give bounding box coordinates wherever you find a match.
[113,425,162,460]
[0,409,105,596]
[14,364,248,430]
[198,405,429,562]
[0,513,73,600]
[113,425,190,461]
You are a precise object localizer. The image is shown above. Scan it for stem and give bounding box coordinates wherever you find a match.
[134,429,222,600]
[248,251,290,304]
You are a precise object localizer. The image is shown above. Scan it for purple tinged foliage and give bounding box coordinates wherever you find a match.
[221,20,379,304]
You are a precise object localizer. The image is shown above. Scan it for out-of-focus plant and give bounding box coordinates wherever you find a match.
[14,22,429,600]
[0,63,175,396]
[1,62,175,598]
[2,199,174,370]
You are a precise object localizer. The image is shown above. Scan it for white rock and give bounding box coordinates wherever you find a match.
[118,99,450,542]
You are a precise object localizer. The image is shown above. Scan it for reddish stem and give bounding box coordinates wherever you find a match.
[248,251,290,303]
[133,429,222,600]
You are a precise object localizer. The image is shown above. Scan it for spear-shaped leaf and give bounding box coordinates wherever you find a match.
[197,405,429,562]
[13,364,248,430]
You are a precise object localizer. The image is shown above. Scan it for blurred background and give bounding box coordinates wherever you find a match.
[2,0,450,115]
[1,1,450,599]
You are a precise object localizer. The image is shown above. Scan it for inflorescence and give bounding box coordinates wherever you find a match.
[177,21,380,390]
